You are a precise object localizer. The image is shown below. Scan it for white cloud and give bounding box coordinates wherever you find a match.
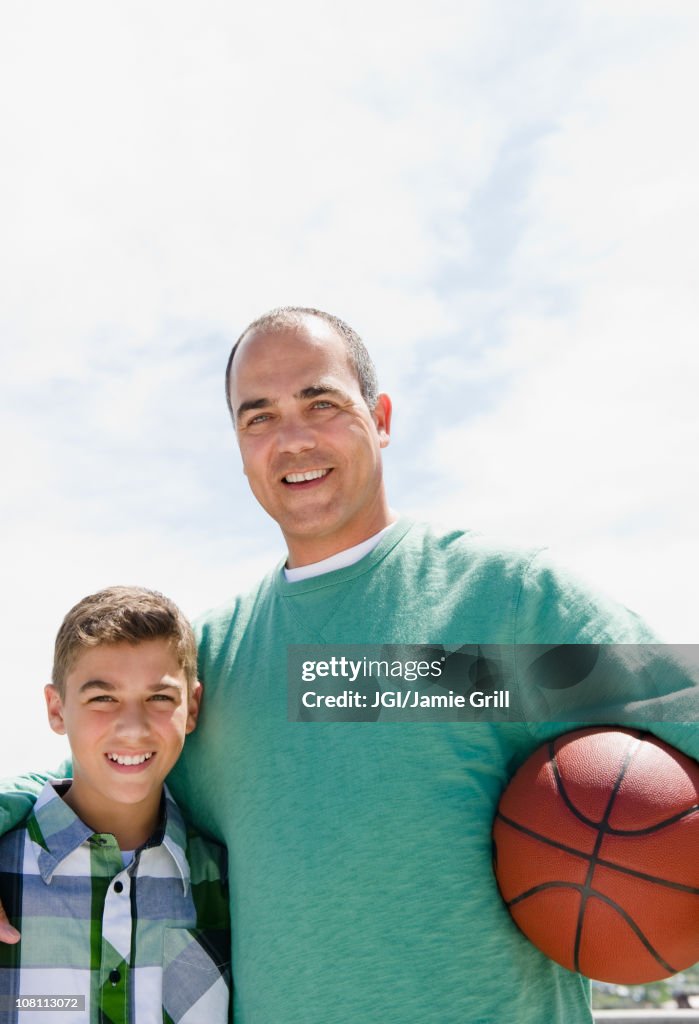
[1,2,698,776]
[403,5,699,641]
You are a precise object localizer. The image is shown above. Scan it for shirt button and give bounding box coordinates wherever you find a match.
[114,881,124,893]
[109,969,120,985]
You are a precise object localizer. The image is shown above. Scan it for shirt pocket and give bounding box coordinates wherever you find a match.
[162,926,230,1023]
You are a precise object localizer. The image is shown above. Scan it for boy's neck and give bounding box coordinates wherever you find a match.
[61,781,162,851]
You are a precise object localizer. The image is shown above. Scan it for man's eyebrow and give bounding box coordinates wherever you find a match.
[236,397,274,421]
[236,384,349,421]
[78,679,116,694]
[296,384,348,401]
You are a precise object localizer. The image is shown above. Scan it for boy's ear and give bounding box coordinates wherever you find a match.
[45,685,67,735]
[185,680,203,735]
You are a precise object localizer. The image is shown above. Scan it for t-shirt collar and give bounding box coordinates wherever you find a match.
[283,521,398,583]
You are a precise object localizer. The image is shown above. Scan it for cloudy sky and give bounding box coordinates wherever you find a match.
[1,0,697,774]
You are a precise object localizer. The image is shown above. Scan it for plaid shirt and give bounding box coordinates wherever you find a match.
[0,782,230,1024]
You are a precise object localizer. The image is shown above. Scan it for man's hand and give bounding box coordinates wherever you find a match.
[0,899,20,943]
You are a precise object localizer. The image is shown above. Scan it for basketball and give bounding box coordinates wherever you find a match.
[492,727,699,983]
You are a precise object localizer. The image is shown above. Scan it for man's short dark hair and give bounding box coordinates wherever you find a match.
[224,306,379,419]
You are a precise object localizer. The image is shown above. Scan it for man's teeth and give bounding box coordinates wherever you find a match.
[107,753,154,766]
[284,469,329,483]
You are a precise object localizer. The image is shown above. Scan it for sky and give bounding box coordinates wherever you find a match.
[1,0,697,774]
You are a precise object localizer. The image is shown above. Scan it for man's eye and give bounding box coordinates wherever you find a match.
[247,413,271,426]
[149,694,175,702]
[88,695,115,704]
[312,400,334,409]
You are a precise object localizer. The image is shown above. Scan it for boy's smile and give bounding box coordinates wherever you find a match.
[106,751,154,767]
[45,638,201,849]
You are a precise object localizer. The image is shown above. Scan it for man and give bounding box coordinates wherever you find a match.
[1,306,697,1023]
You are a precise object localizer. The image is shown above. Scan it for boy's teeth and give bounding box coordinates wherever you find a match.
[284,469,328,483]
[107,752,153,766]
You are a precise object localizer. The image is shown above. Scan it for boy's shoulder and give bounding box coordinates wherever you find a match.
[0,819,29,862]
[0,779,75,865]
[0,782,228,893]
[0,817,30,929]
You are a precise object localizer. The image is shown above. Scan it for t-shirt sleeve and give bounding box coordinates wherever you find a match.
[0,767,65,835]
[513,548,699,760]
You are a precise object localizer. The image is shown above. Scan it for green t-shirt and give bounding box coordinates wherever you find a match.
[167,519,697,1024]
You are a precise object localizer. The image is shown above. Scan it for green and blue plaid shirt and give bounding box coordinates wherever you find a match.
[0,781,230,1023]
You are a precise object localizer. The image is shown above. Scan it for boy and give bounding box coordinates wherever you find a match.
[0,586,230,1023]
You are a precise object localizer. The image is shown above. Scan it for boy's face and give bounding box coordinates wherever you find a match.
[45,638,201,828]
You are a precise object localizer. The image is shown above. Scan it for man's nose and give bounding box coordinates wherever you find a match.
[275,417,317,454]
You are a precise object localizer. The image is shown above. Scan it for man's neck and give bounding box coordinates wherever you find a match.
[285,510,397,570]
[284,522,397,582]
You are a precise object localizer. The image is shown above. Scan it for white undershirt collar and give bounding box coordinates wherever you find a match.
[283,523,396,583]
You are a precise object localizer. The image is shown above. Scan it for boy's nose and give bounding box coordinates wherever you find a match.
[113,705,151,738]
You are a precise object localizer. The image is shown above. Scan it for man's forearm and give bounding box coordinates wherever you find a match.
[0,765,69,834]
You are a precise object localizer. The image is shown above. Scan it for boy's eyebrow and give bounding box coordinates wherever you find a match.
[236,384,348,421]
[77,679,184,693]
[79,679,115,693]
[149,680,184,692]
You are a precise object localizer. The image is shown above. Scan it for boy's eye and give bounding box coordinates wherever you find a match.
[149,694,175,702]
[88,695,115,704]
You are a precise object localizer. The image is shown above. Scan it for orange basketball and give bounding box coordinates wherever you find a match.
[492,727,699,983]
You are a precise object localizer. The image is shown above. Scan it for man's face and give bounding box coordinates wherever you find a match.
[229,317,392,567]
[45,638,201,831]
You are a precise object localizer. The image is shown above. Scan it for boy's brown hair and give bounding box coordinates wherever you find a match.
[52,586,198,697]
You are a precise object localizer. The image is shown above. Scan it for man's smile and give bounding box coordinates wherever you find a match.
[281,468,332,485]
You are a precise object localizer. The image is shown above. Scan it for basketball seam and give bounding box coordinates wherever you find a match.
[506,881,677,976]
[546,732,672,834]
[550,736,640,974]
[519,783,699,835]
[596,805,699,837]
[496,811,699,894]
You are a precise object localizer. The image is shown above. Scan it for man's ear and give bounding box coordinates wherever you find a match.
[45,685,67,736]
[185,680,203,735]
[373,393,392,449]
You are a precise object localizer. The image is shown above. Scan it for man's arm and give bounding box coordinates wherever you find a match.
[0,765,70,943]
[0,770,59,833]
[514,549,699,757]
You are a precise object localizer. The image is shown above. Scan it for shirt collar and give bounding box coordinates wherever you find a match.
[158,786,191,895]
[30,781,191,894]
[283,521,398,582]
